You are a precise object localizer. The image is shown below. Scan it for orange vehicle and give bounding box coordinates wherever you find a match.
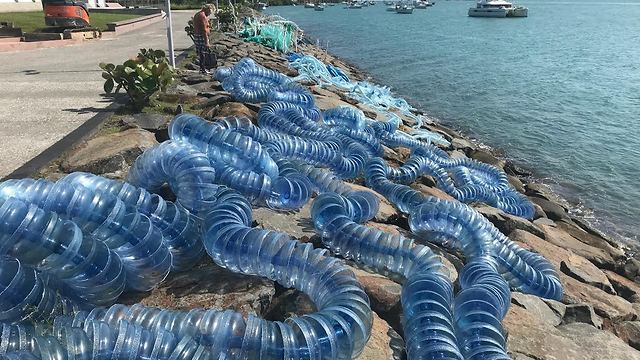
[43,0,91,28]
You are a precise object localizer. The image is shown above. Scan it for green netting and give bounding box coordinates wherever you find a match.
[240,16,301,53]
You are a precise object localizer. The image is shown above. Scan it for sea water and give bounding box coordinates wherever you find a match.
[266,0,640,245]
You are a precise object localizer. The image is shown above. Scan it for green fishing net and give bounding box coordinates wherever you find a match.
[240,16,301,53]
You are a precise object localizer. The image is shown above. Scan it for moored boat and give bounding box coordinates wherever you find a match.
[468,0,528,17]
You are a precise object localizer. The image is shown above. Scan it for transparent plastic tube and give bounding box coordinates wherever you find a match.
[310,193,462,359]
[366,156,534,219]
[409,198,563,300]
[0,256,73,323]
[0,320,212,360]
[59,173,203,272]
[127,140,220,216]
[0,179,171,292]
[219,60,290,103]
[167,115,312,210]
[266,83,316,108]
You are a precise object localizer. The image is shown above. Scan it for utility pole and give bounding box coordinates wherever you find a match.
[165,0,176,67]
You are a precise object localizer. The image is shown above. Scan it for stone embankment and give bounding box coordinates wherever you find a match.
[40,32,640,359]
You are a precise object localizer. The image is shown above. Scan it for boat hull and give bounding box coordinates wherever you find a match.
[468,8,508,17]
[508,7,528,17]
[396,7,414,13]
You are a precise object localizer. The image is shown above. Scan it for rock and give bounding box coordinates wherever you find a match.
[314,94,352,111]
[561,254,615,294]
[356,312,404,360]
[122,113,172,131]
[504,161,532,177]
[185,62,198,71]
[348,184,400,223]
[504,304,589,360]
[263,289,316,320]
[192,93,232,110]
[476,206,545,239]
[182,74,211,85]
[543,298,567,319]
[613,321,640,350]
[557,323,640,360]
[529,197,570,221]
[349,265,402,331]
[532,203,547,220]
[448,150,467,159]
[563,304,604,328]
[410,183,456,201]
[157,84,201,104]
[469,149,505,168]
[252,202,316,242]
[120,259,275,317]
[511,292,563,326]
[525,183,563,203]
[62,128,157,175]
[604,270,640,303]
[451,138,476,153]
[623,258,640,283]
[539,223,615,269]
[507,175,526,193]
[556,221,624,260]
[561,274,636,321]
[510,229,571,268]
[215,102,258,120]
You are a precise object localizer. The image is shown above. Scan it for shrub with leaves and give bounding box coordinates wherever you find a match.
[100,48,174,109]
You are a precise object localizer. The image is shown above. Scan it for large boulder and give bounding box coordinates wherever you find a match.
[613,321,640,350]
[511,292,563,326]
[476,206,545,239]
[539,223,616,269]
[604,269,640,303]
[561,274,636,321]
[356,312,404,360]
[120,259,275,317]
[557,323,640,360]
[62,128,157,175]
[252,202,316,242]
[563,304,604,329]
[561,254,616,294]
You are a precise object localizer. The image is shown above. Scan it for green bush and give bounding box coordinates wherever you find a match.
[100,49,174,109]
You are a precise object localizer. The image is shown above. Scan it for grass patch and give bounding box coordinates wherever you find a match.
[0,11,141,33]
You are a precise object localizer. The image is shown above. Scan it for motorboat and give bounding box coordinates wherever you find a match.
[386,4,396,10]
[304,2,315,8]
[414,0,429,8]
[369,0,376,4]
[347,1,363,8]
[468,0,528,17]
[315,3,325,10]
[396,2,413,13]
[256,1,268,10]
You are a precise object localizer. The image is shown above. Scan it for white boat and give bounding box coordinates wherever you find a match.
[347,1,363,8]
[396,3,414,13]
[304,2,315,8]
[386,5,396,10]
[468,0,528,17]
[369,0,376,4]
[414,0,429,8]
[256,1,268,10]
[315,4,325,10]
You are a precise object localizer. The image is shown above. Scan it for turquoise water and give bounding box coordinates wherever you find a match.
[267,0,640,244]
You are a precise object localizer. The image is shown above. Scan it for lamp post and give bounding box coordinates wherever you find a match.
[165,0,176,67]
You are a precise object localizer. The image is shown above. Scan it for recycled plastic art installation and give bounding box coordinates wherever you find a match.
[0,57,561,360]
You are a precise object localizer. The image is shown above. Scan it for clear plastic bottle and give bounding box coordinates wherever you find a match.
[59,173,203,272]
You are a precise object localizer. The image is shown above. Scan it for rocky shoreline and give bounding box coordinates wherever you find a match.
[36,30,640,359]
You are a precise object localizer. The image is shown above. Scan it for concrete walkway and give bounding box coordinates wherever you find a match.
[0,10,195,178]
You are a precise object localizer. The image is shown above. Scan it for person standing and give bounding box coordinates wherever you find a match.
[193,4,214,74]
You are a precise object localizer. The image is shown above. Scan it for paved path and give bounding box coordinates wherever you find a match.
[0,11,195,178]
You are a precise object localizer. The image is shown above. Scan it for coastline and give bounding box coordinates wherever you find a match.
[301,28,635,251]
[31,26,640,360]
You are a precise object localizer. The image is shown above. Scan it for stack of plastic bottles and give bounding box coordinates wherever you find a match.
[0,55,563,360]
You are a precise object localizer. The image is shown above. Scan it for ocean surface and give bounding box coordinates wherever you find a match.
[267,0,640,245]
